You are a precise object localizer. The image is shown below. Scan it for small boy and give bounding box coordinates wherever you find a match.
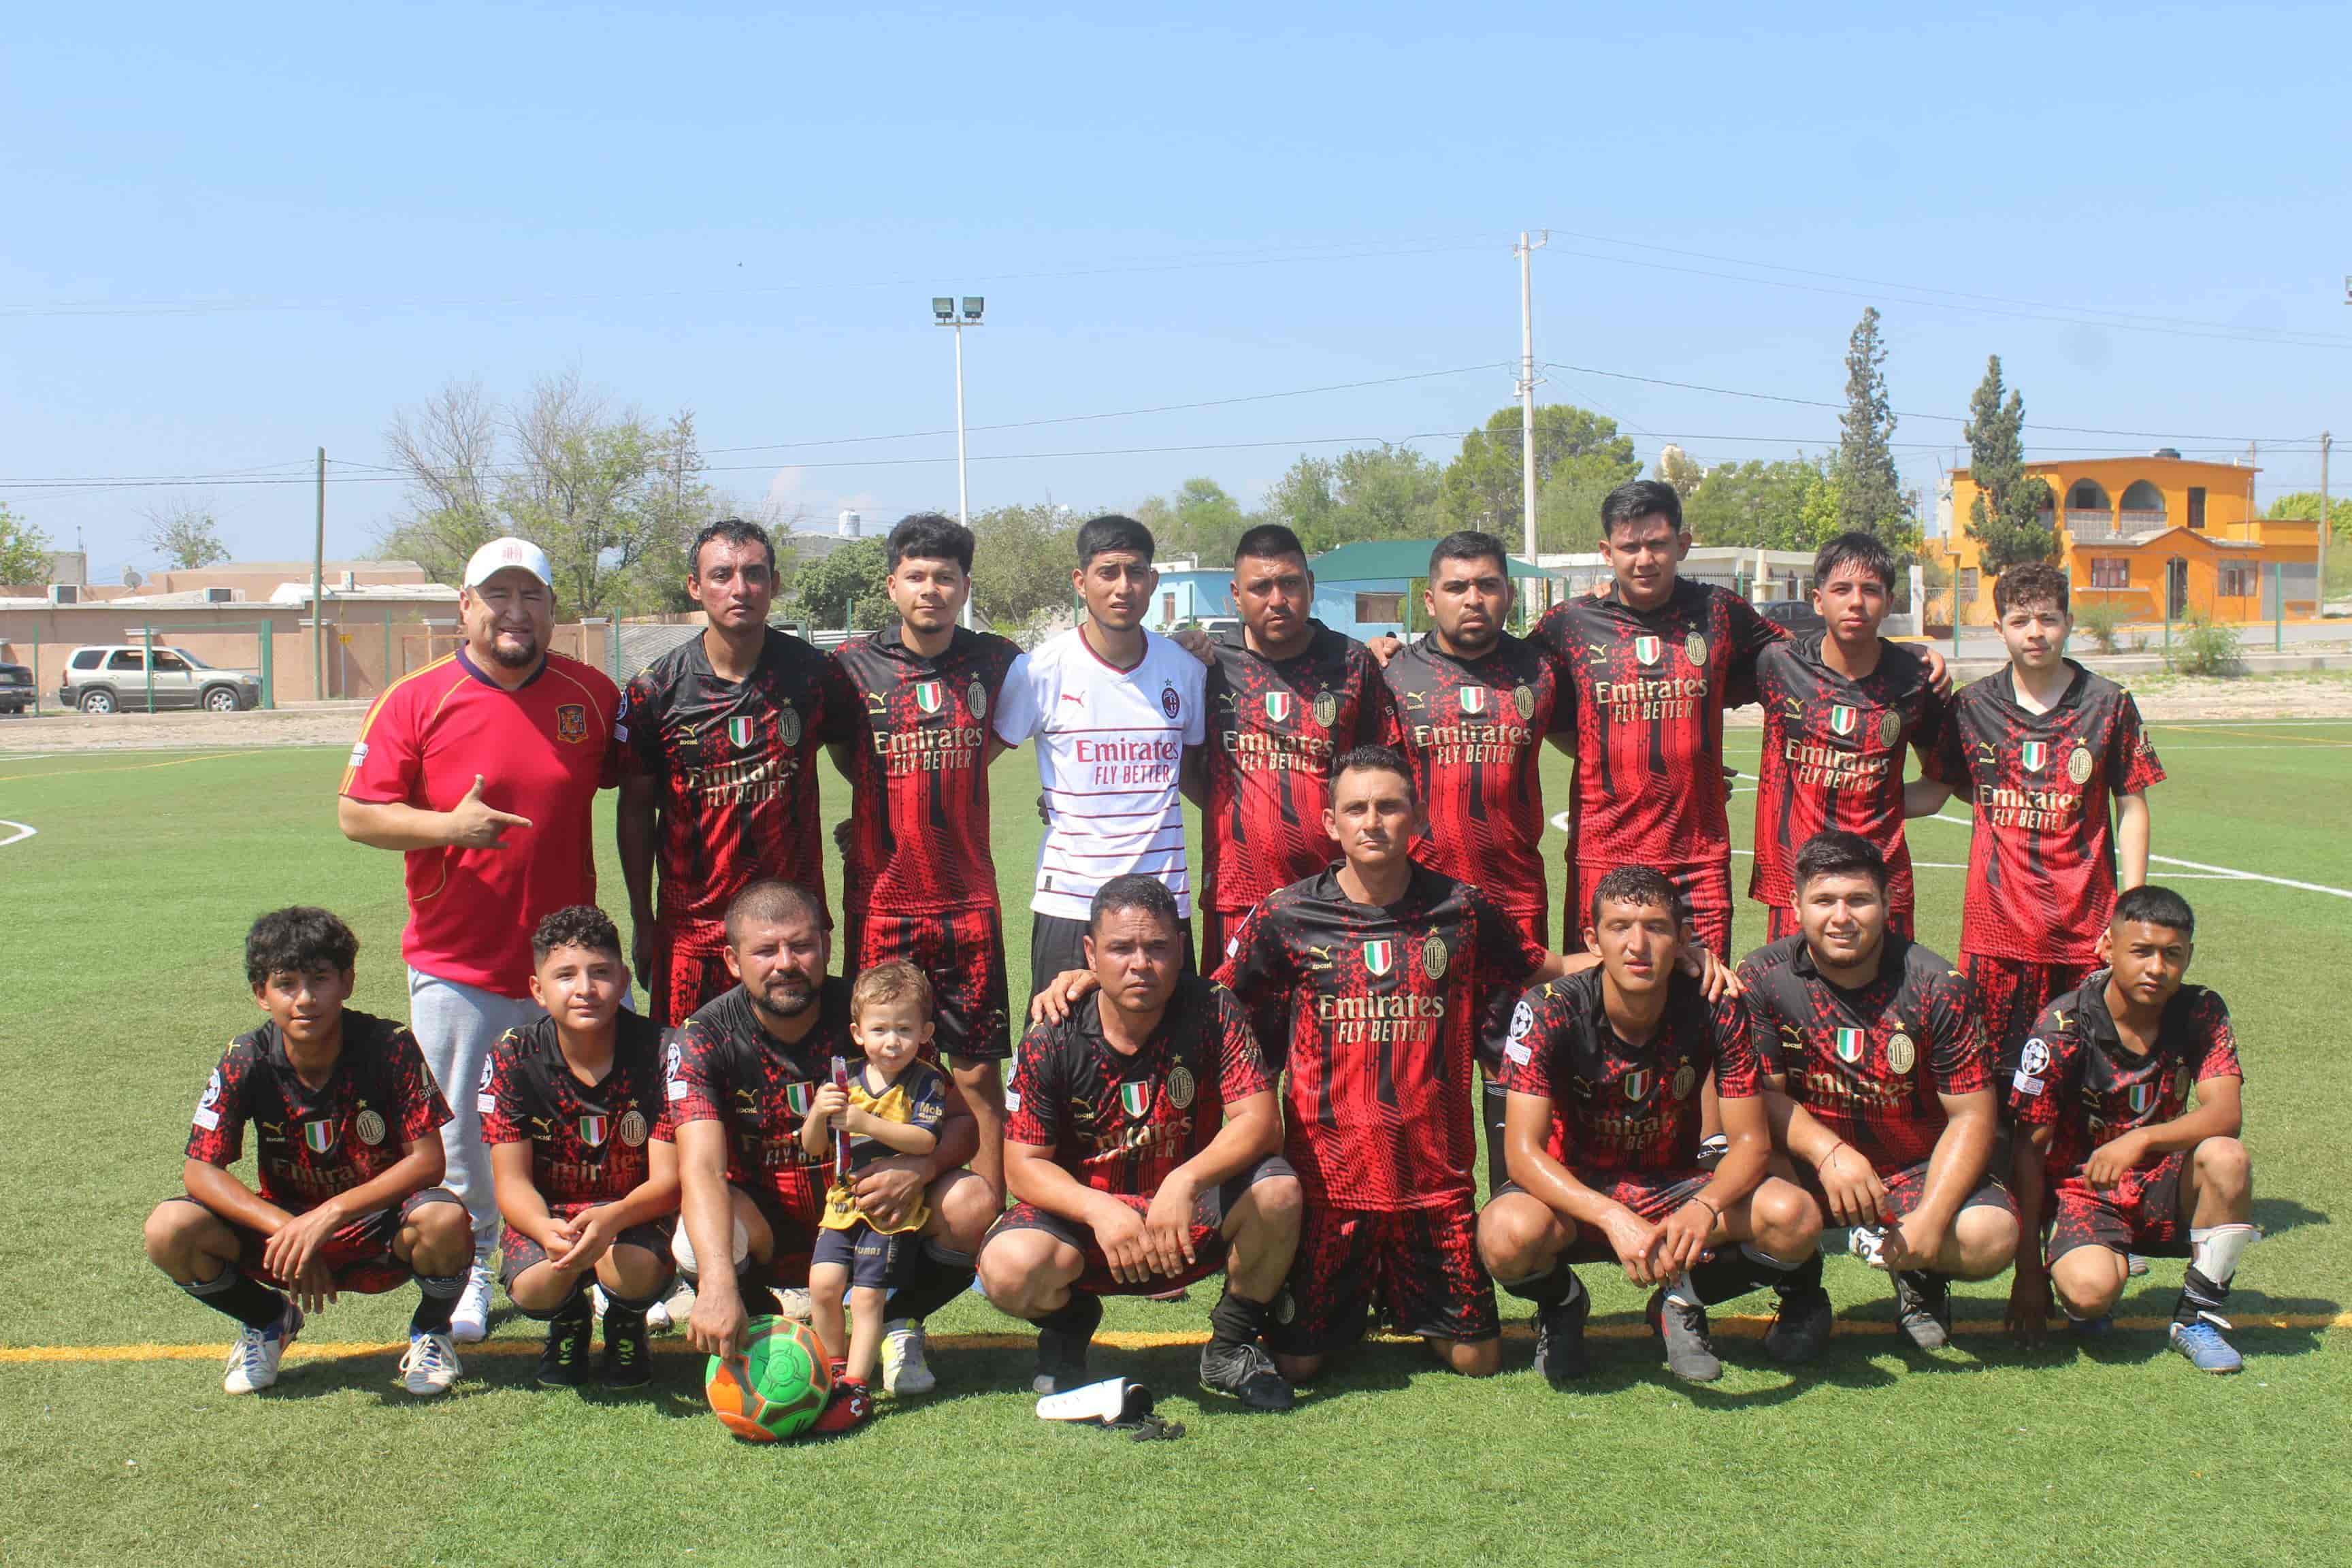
[801,961,949,1417]
[142,906,475,1396]
[484,906,679,1390]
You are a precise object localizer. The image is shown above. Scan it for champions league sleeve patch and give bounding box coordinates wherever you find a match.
[2011,1071,2044,1097]
[1502,1000,1535,1066]
[2019,1038,2051,1075]
[192,1069,223,1132]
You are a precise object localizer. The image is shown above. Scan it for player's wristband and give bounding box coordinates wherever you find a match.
[1684,1195,1721,1226]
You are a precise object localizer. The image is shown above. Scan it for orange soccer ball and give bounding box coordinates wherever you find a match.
[703,1316,834,1442]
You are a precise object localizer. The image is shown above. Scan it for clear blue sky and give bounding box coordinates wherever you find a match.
[5,1,2347,583]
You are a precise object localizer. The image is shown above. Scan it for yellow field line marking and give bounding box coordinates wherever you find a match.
[7,1311,2345,1365]
[0,750,247,783]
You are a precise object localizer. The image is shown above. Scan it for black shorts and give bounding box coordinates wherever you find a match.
[1269,1194,1497,1356]
[982,1156,1292,1298]
[1030,911,1194,998]
[1794,1156,2016,1226]
[2046,1152,2191,1266]
[497,1213,676,1291]
[1492,1169,1710,1264]
[162,1187,464,1294]
[847,904,1014,1063]
[811,1222,909,1290]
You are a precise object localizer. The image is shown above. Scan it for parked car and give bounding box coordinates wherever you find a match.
[59,645,263,715]
[0,640,32,715]
[1756,599,1826,637]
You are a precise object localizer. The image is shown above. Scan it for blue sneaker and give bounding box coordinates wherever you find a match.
[2169,1316,2243,1374]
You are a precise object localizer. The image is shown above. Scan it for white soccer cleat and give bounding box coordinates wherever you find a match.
[449,1260,494,1344]
[645,1280,695,1334]
[772,1286,813,1322]
[399,1331,463,1396]
[882,1319,936,1396]
[222,1304,303,1395]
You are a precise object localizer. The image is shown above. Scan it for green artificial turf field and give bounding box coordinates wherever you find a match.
[1,720,2345,1567]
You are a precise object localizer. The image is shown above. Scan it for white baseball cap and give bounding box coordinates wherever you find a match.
[461,536,553,589]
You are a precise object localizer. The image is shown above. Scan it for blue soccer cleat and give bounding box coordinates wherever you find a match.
[2169,1316,2243,1374]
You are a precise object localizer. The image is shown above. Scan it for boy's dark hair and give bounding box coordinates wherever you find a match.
[1587,866,1685,931]
[723,879,828,945]
[1428,530,1508,580]
[1601,478,1684,538]
[1332,743,1417,800]
[852,958,936,1020]
[1076,514,1156,568]
[246,906,359,987]
[532,904,624,966]
[1088,873,1181,934]
[689,517,777,577]
[1793,830,1891,894]
[887,512,975,575]
[2114,885,2195,938]
[1234,523,1309,568]
[1993,561,2070,617]
[1814,530,1899,593]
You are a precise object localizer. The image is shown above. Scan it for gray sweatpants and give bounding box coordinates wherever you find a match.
[408,966,545,1247]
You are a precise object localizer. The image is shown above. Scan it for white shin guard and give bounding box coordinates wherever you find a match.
[2189,1223,2257,1285]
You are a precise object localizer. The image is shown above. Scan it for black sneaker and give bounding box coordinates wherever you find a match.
[1033,1294,1102,1395]
[1646,1288,1723,1383]
[600,1307,653,1389]
[1531,1282,1590,1387]
[1200,1338,1294,1410]
[1892,1271,1952,1350]
[537,1305,592,1388]
[1764,1285,1835,1365]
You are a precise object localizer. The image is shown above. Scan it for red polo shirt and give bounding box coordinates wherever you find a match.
[342,649,620,997]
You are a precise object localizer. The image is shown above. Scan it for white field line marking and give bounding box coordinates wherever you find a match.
[0,820,35,849]
[1917,813,2352,900]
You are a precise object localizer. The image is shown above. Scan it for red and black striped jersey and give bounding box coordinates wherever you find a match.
[1201,621,1392,914]
[1531,578,1780,868]
[1931,664,2166,964]
[1749,636,1946,909]
[1376,633,1569,919]
[1497,966,1761,1175]
[1215,864,1548,1212]
[1737,933,1991,1173]
[1004,978,1270,1198]
[185,1011,453,1213]
[2008,975,2241,1181]
[617,630,836,926]
[480,1013,674,1213]
[666,981,855,1207]
[825,625,1021,915]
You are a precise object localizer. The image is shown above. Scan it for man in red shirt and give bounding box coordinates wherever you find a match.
[339,536,621,1340]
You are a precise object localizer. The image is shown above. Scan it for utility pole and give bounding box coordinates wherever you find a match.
[2321,430,2332,607]
[312,447,326,702]
[1516,230,1549,561]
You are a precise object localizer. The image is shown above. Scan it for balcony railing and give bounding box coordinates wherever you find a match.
[2117,508,2168,530]
[2064,507,2114,528]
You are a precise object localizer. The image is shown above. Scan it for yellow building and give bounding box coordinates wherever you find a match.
[1939,453,2321,625]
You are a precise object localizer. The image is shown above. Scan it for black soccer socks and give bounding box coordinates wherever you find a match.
[184,1263,289,1330]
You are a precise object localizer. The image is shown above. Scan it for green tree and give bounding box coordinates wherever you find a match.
[1962,355,2056,572]
[786,534,891,630]
[1441,404,1639,543]
[0,503,54,586]
[1137,477,1252,564]
[142,502,231,570]
[1654,444,1704,498]
[1834,307,1906,534]
[1681,457,1823,549]
[969,502,1080,632]
[1264,446,1448,554]
[2266,491,2352,532]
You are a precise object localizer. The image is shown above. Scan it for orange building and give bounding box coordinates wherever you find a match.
[1939,453,2320,625]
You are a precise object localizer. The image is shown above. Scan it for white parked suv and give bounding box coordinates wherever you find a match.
[59,645,263,714]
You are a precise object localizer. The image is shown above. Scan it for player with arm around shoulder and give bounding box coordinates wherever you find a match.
[484,906,679,1391]
[143,907,475,1397]
[1478,867,1823,1385]
[979,876,1301,1410]
[2004,886,2257,1373]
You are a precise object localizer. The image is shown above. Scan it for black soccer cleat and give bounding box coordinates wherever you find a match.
[537,1305,592,1388]
[1033,1294,1102,1395]
[1764,1284,1835,1365]
[1892,1271,1953,1350]
[600,1307,653,1389]
[1531,1286,1590,1387]
[1199,1339,1294,1411]
[1646,1288,1724,1383]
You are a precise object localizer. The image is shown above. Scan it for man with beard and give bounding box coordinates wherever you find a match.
[618,518,838,1027]
[670,880,994,1416]
[340,536,621,1341]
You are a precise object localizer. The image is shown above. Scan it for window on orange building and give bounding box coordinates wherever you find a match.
[2219,564,2256,598]
[2089,558,2129,589]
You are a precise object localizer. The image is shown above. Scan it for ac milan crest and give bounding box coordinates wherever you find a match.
[1684,632,1708,666]
[1671,1062,1696,1100]
[1878,709,1901,747]
[777,704,803,747]
[1363,939,1396,977]
[1420,935,1449,981]
[2067,745,2094,785]
[619,1109,649,1147]
[1512,683,1536,721]
[1312,691,1338,729]
[1160,683,1181,720]
[355,1109,387,1146]
[1886,1031,1916,1076]
[967,679,990,721]
[1165,1064,1196,1109]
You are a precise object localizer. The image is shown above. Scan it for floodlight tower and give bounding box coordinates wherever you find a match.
[933,295,985,627]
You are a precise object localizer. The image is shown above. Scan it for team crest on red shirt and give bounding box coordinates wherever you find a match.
[1313,691,1338,729]
[967,679,990,721]
[1512,683,1535,722]
[1264,690,1292,724]
[2021,740,2050,773]
[1684,632,1708,666]
[1363,939,1396,977]
[1878,710,1902,747]
[2067,745,2094,785]
[556,704,589,744]
[1420,935,1448,980]
[579,1113,608,1147]
[619,1109,649,1147]
[1830,704,1859,738]
[1160,683,1181,720]
[913,680,945,716]
[1633,635,1663,666]
[1458,685,1488,717]
[355,1108,386,1146]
